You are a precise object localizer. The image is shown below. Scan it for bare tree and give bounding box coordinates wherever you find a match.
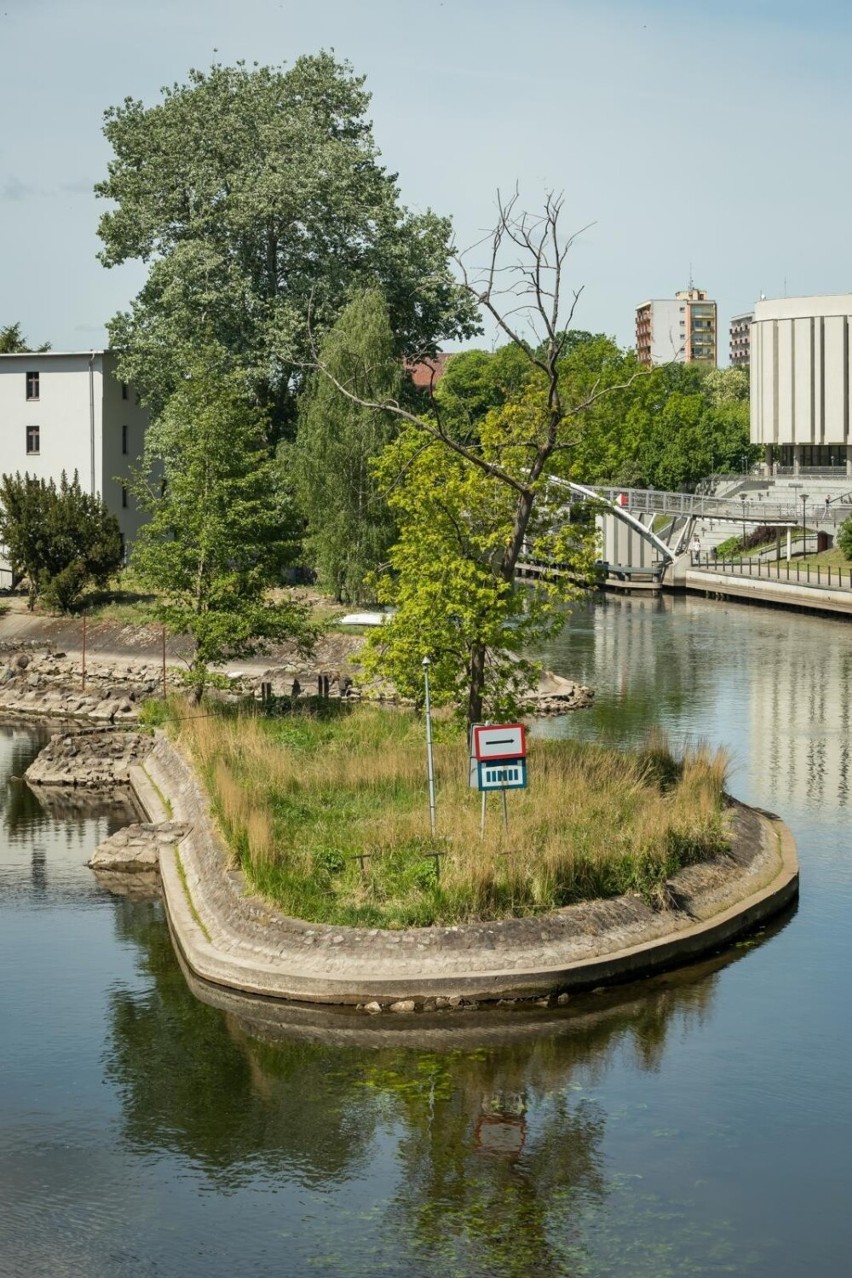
[308,192,644,723]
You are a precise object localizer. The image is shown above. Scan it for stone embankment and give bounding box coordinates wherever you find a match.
[112,732,798,1011]
[0,646,160,723]
[524,671,594,714]
[25,728,153,788]
[89,821,190,872]
[0,612,593,717]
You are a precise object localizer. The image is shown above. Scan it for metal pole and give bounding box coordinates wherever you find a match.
[88,352,96,496]
[81,614,86,690]
[162,625,167,698]
[480,790,487,841]
[422,657,437,837]
[801,494,809,555]
[501,787,509,832]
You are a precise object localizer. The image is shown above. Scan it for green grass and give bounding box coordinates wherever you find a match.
[175,847,211,941]
[166,701,731,929]
[712,529,852,569]
[78,569,160,623]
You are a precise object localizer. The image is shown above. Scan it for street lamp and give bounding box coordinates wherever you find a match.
[740,492,747,546]
[800,493,809,555]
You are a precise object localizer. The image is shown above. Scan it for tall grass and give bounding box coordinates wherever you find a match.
[172,703,730,928]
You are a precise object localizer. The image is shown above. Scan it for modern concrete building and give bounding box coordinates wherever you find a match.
[729,312,752,368]
[635,287,717,368]
[0,351,149,583]
[750,295,852,473]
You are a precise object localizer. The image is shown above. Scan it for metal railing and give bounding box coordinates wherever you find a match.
[692,554,852,592]
[573,485,852,527]
[774,466,850,478]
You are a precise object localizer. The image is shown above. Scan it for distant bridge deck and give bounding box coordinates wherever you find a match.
[574,485,842,527]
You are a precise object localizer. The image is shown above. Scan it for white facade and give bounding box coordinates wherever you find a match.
[640,299,683,365]
[0,351,149,584]
[751,295,852,471]
[729,311,752,368]
[635,288,718,368]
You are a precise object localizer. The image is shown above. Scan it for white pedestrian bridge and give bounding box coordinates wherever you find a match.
[545,479,850,579]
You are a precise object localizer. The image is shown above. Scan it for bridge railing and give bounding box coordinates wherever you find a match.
[571,486,852,526]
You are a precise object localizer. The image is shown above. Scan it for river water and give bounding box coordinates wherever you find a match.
[1,594,850,1277]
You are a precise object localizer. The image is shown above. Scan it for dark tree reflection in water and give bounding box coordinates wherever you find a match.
[104,888,738,1277]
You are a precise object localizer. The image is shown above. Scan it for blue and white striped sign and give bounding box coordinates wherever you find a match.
[476,758,528,790]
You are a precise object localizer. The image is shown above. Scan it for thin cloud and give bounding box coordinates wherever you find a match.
[1,176,92,201]
[0,177,42,201]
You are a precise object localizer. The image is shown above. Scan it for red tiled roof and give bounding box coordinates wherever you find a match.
[407,353,451,389]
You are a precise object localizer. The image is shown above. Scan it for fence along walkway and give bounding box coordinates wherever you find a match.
[694,556,852,593]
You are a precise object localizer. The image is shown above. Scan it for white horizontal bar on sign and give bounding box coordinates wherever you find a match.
[473,723,526,761]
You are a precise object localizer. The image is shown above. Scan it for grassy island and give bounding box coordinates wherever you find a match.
[161,703,731,929]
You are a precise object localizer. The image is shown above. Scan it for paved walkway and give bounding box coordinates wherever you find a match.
[685,565,852,615]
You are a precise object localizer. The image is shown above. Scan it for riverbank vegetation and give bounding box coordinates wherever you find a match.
[164,701,731,928]
[1,56,755,722]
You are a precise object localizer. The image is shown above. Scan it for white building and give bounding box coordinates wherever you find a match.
[751,294,852,474]
[729,311,752,368]
[635,287,718,368]
[0,350,149,586]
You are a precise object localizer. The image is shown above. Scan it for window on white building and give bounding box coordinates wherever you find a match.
[25,425,39,454]
[25,371,39,401]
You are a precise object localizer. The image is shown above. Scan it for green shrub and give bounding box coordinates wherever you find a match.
[838,517,852,561]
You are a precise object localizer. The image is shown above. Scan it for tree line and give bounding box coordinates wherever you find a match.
[0,53,754,721]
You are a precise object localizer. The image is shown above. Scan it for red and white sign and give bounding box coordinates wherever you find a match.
[472,723,527,762]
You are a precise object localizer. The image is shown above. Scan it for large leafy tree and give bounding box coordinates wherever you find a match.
[620,363,754,490]
[430,344,533,442]
[431,341,753,494]
[314,193,643,725]
[131,352,314,700]
[96,54,476,436]
[0,471,121,610]
[365,401,598,726]
[292,289,401,604]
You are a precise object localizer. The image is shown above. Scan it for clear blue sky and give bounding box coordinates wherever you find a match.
[1,0,850,358]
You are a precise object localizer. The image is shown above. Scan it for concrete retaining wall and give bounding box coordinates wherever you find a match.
[134,732,799,1009]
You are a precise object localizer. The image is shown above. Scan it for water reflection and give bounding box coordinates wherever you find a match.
[0,721,49,833]
[101,891,788,1277]
[541,593,852,814]
[5,593,852,1276]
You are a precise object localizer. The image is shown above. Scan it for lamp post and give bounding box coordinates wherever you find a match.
[422,657,437,836]
[800,492,809,555]
[740,492,747,546]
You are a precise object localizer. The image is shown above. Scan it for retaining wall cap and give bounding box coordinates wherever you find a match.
[136,730,799,1007]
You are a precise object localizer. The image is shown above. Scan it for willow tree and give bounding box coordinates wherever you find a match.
[292,289,401,603]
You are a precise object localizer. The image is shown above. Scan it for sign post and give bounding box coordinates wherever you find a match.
[422,657,437,837]
[469,723,528,835]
